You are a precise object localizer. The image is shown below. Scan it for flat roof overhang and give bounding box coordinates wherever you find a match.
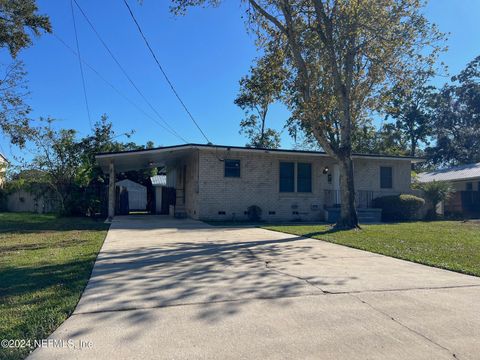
[95,147,194,173]
[95,143,424,172]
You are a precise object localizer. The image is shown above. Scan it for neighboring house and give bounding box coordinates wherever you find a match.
[115,179,147,211]
[0,153,8,188]
[96,144,421,222]
[418,162,480,216]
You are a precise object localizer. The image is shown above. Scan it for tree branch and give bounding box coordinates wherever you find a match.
[248,0,287,34]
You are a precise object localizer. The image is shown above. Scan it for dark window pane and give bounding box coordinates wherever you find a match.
[380,166,393,189]
[279,162,295,192]
[466,182,473,191]
[224,159,240,177]
[297,163,312,192]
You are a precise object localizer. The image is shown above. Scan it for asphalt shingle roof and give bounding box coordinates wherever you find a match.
[418,162,480,182]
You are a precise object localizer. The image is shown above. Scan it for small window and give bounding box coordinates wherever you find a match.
[279,162,295,192]
[297,163,312,192]
[224,159,240,177]
[466,182,473,191]
[380,166,393,189]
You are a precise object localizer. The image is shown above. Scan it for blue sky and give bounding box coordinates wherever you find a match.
[1,0,479,161]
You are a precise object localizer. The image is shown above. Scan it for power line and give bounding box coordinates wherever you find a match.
[54,34,188,143]
[71,0,188,143]
[70,0,92,129]
[122,0,211,144]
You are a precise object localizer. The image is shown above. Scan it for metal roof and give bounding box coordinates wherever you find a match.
[418,162,480,182]
[150,175,167,186]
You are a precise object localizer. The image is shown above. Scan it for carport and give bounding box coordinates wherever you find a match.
[96,145,195,219]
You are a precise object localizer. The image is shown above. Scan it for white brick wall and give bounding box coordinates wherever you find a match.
[354,158,412,194]
[186,149,413,221]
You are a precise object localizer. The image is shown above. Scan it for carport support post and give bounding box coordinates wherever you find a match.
[108,161,115,221]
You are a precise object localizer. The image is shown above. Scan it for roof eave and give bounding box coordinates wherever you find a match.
[95,143,423,162]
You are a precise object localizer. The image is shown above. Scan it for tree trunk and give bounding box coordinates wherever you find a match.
[260,108,267,147]
[410,138,417,171]
[336,156,360,229]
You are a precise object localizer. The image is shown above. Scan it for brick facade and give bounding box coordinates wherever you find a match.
[168,148,414,222]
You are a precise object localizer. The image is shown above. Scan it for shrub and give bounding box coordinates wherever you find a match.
[417,180,454,219]
[247,205,262,222]
[0,188,7,211]
[372,194,425,222]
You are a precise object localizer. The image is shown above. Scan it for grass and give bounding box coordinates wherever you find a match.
[264,221,480,277]
[205,220,322,227]
[205,220,269,227]
[0,213,109,360]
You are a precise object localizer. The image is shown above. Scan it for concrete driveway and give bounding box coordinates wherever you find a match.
[30,216,480,359]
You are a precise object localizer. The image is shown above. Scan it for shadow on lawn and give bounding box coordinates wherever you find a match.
[298,226,348,239]
[0,215,108,232]
[1,238,93,252]
[0,257,97,298]
[0,258,99,360]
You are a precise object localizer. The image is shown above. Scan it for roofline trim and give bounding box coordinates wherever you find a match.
[418,175,480,183]
[95,143,424,162]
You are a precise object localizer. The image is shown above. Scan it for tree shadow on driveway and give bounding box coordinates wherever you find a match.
[69,224,357,340]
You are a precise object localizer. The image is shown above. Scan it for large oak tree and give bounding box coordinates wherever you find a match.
[171,0,444,228]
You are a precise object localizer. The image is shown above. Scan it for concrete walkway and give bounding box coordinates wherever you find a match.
[30,216,480,359]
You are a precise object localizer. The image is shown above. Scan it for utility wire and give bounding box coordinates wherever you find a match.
[70,0,92,129]
[54,34,188,143]
[72,0,188,143]
[122,0,211,144]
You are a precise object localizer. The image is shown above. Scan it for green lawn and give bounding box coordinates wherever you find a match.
[264,221,480,277]
[0,213,109,360]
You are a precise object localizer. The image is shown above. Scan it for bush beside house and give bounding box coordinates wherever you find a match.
[372,194,425,222]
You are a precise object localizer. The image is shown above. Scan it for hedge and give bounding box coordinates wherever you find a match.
[372,194,425,222]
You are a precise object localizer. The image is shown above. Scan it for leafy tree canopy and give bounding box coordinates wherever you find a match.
[10,115,154,216]
[426,55,480,167]
[235,47,285,148]
[0,0,51,146]
[0,60,33,147]
[0,0,51,57]
[384,68,437,158]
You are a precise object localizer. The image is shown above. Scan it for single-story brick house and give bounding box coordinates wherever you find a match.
[96,144,421,222]
[418,162,480,216]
